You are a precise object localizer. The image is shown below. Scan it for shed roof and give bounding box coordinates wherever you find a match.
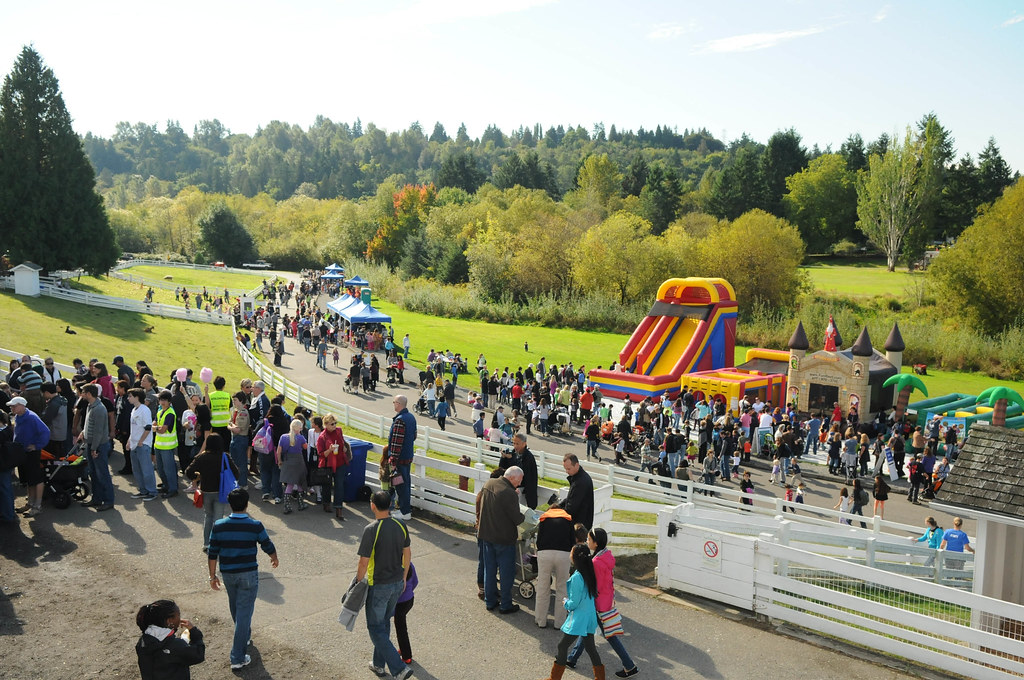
[937,425,1024,521]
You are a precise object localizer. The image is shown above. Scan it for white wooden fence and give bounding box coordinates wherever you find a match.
[111,258,271,298]
[0,275,235,324]
[658,512,1021,678]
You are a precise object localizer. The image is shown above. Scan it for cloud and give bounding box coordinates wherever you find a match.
[873,5,890,23]
[694,26,828,54]
[1002,14,1024,27]
[647,21,697,40]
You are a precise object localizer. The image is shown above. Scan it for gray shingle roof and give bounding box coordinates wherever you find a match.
[939,425,1024,519]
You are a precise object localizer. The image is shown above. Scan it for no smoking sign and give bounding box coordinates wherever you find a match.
[701,535,722,571]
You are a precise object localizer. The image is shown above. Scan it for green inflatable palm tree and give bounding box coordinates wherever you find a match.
[883,373,929,423]
[976,386,1024,427]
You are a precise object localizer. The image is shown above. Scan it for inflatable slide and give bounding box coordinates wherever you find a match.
[589,278,737,401]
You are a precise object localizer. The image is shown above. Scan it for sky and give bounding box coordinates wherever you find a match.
[2,0,1023,169]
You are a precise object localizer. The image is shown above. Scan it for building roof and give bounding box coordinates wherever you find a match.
[851,326,873,357]
[884,322,906,352]
[937,425,1024,521]
[788,321,809,350]
[12,262,42,271]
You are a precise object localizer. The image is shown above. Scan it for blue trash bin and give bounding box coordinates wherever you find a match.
[344,437,372,502]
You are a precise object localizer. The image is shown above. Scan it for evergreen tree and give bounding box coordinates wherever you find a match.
[0,46,117,274]
[940,154,981,238]
[840,133,868,172]
[978,138,1014,205]
[198,202,257,266]
[436,151,486,193]
[639,164,681,234]
[708,146,767,219]
[429,122,449,143]
[761,128,808,217]
[455,123,470,145]
[622,152,649,197]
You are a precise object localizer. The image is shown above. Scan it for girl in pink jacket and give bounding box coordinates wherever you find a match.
[566,528,639,678]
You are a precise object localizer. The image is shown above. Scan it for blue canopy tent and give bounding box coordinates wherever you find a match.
[344,276,370,287]
[336,299,391,324]
[325,263,345,272]
[320,271,346,280]
[326,294,361,315]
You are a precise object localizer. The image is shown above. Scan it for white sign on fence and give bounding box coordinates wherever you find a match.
[702,535,722,572]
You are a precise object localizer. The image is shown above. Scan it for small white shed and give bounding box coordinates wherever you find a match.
[12,262,42,297]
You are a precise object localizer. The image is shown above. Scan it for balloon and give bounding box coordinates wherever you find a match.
[175,367,188,382]
[200,367,213,383]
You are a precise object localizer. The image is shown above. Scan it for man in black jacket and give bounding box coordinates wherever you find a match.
[562,454,594,530]
[513,434,537,509]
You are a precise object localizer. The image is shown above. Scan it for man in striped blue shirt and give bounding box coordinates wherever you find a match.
[208,488,279,670]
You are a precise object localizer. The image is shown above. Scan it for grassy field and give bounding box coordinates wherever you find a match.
[0,291,252,389]
[801,260,922,297]
[121,265,269,291]
[370,296,629,371]
[69,275,181,306]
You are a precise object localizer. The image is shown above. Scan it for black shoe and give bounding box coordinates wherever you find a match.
[615,667,640,678]
[161,491,179,499]
[80,500,101,507]
[498,604,520,615]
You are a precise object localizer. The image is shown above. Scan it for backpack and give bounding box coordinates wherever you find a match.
[857,488,870,506]
[252,421,274,454]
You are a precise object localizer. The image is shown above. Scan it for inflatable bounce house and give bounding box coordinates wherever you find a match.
[589,277,905,417]
[590,277,751,402]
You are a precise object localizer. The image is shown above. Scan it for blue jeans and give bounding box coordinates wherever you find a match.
[403,347,409,359]
[365,580,407,676]
[672,413,681,429]
[230,436,249,488]
[88,441,115,505]
[394,463,411,515]
[0,469,15,521]
[222,570,258,665]
[259,453,281,499]
[780,456,791,482]
[427,399,435,417]
[720,454,731,481]
[568,630,635,670]
[477,538,485,587]
[155,445,178,493]
[131,444,158,496]
[804,435,819,456]
[667,452,680,471]
[482,541,517,611]
[587,440,599,459]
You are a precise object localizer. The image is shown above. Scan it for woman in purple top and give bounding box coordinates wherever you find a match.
[394,562,418,664]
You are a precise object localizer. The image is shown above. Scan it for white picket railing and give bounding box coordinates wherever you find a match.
[110,259,273,299]
[112,258,271,276]
[754,539,1024,679]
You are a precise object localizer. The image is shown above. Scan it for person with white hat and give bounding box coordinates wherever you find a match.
[10,396,50,517]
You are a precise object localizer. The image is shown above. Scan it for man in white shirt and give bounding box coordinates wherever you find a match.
[752,397,765,413]
[127,387,159,500]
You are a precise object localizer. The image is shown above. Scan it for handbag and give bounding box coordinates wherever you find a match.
[192,488,204,508]
[598,607,624,638]
[219,453,238,503]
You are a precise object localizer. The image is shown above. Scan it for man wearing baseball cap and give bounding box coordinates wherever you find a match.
[10,396,50,517]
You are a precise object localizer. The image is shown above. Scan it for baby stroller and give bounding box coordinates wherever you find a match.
[386,365,400,388]
[41,448,90,509]
[344,364,360,393]
[414,396,428,415]
[551,406,572,436]
[514,507,541,599]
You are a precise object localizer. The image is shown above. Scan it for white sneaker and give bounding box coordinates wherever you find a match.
[396,667,414,679]
[230,654,251,670]
[369,662,386,676]
[397,512,412,520]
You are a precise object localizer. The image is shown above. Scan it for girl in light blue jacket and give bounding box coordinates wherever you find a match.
[543,544,602,680]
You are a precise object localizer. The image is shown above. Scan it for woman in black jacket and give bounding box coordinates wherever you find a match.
[184,434,240,553]
[135,599,204,680]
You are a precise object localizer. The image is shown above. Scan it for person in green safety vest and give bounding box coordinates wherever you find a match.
[153,390,179,498]
[205,376,231,443]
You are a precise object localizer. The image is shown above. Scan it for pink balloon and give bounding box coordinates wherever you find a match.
[175,367,188,382]
[200,367,213,383]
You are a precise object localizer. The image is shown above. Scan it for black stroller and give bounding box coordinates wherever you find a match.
[344,363,360,393]
[41,447,90,509]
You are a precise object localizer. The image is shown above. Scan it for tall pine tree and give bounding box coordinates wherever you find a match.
[0,46,117,274]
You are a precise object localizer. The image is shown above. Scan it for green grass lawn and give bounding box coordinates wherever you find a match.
[0,291,252,389]
[121,265,269,291]
[68,275,182,306]
[802,260,923,297]
[369,297,629,372]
